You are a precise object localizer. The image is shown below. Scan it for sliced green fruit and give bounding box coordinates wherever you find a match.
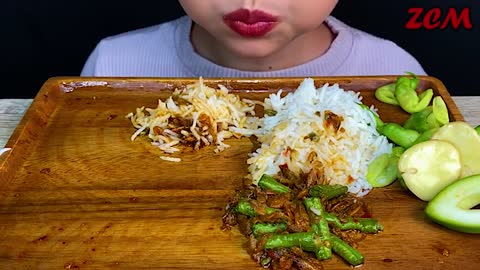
[432,96,449,125]
[425,174,480,234]
[431,122,480,178]
[367,147,406,188]
[398,140,462,201]
[367,153,389,185]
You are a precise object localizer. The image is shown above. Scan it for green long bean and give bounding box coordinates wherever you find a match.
[253,222,287,236]
[304,197,332,260]
[258,174,290,193]
[331,235,365,266]
[308,184,348,200]
[264,232,321,252]
[324,213,384,233]
[235,199,276,217]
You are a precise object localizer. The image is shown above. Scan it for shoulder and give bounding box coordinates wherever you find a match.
[81,16,189,76]
[327,17,427,76]
[96,16,187,53]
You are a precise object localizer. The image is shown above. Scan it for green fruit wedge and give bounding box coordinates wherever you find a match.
[425,174,480,234]
[398,140,462,201]
[432,96,449,125]
[432,122,480,178]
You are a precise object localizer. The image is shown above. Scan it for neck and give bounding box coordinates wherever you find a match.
[190,22,335,71]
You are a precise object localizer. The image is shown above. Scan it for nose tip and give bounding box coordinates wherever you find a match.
[243,0,258,10]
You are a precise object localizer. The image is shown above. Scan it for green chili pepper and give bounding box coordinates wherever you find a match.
[375,83,399,105]
[412,128,439,145]
[258,174,290,193]
[404,98,448,134]
[394,73,433,114]
[264,109,277,116]
[379,123,420,148]
[403,106,440,133]
[305,132,320,142]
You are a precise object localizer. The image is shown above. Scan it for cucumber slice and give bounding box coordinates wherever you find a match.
[398,140,462,201]
[432,96,449,125]
[367,147,405,188]
[425,174,480,234]
[432,122,480,178]
[367,153,389,186]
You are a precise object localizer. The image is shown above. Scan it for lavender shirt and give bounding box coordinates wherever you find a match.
[81,16,426,77]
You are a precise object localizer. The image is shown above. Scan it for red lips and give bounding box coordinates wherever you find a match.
[223,9,278,37]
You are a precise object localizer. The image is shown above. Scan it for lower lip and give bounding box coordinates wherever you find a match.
[225,21,277,37]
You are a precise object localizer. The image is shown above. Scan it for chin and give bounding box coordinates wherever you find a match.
[225,39,282,59]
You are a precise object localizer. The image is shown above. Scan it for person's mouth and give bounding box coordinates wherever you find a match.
[223,9,278,38]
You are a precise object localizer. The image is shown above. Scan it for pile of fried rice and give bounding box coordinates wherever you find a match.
[127,78,392,196]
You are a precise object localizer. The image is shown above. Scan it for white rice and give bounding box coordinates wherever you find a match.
[232,78,392,196]
[160,156,182,162]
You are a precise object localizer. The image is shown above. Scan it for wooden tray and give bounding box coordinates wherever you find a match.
[0,76,476,269]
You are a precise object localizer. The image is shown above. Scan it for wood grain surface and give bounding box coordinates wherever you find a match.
[0,77,478,269]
